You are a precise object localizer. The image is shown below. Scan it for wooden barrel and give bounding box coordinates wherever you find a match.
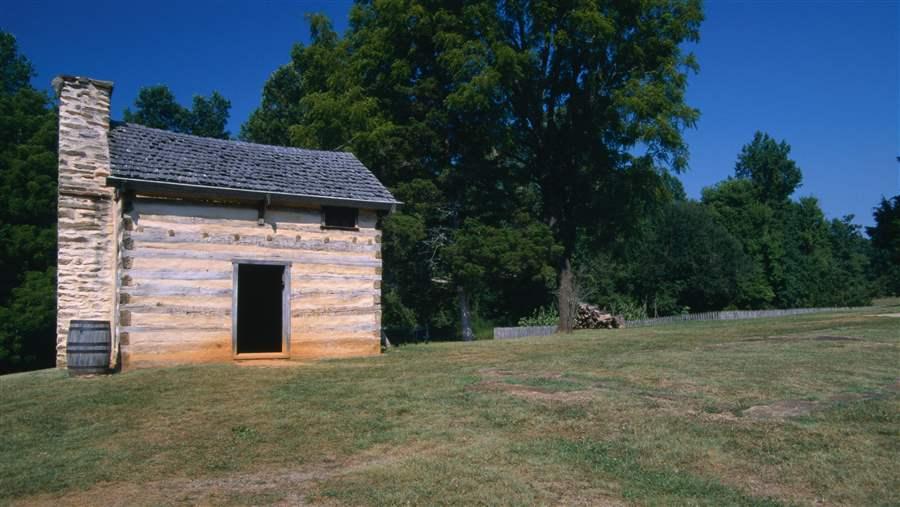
[67,320,111,375]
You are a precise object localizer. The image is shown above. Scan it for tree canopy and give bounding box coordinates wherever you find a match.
[239,2,884,340]
[124,85,232,139]
[243,0,705,335]
[0,31,58,372]
[867,195,900,295]
[735,131,802,204]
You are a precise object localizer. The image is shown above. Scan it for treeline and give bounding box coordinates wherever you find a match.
[233,5,895,339]
[0,32,58,371]
[1,0,898,371]
[577,132,877,320]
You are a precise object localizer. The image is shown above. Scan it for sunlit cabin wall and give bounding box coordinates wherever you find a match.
[118,195,382,369]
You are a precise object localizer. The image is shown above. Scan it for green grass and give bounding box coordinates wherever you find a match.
[1,301,898,506]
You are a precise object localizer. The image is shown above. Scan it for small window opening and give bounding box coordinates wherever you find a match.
[322,206,358,229]
[236,264,285,354]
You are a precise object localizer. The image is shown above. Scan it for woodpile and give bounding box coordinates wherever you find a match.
[574,303,624,329]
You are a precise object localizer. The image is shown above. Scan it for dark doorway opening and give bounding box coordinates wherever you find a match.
[236,263,285,354]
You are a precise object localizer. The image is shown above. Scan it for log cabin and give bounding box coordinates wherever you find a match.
[53,75,398,370]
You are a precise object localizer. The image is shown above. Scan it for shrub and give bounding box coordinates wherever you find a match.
[518,305,559,327]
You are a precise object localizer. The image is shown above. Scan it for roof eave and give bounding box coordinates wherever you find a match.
[106,176,401,211]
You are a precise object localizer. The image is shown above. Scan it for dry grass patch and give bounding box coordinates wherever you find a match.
[2,300,898,505]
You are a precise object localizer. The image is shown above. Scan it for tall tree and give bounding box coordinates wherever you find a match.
[124,85,231,139]
[867,195,900,295]
[735,131,802,204]
[244,8,561,339]
[0,31,58,372]
[826,215,873,305]
[630,201,750,314]
[471,0,704,330]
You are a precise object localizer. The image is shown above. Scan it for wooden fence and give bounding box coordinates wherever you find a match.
[494,325,558,340]
[625,307,848,328]
[492,307,849,339]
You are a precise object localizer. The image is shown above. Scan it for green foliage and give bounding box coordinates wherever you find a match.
[605,300,648,322]
[0,31,57,372]
[867,195,900,295]
[0,31,33,94]
[241,6,876,328]
[243,1,704,335]
[576,200,751,316]
[0,269,56,368]
[574,132,873,316]
[634,201,751,313]
[477,0,704,325]
[123,85,231,139]
[445,218,561,322]
[517,305,559,327]
[827,216,874,305]
[735,131,803,204]
[703,179,780,307]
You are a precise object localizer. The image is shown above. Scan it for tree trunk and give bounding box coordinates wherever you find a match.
[458,286,474,341]
[557,257,576,333]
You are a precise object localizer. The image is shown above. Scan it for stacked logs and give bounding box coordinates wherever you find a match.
[574,303,624,329]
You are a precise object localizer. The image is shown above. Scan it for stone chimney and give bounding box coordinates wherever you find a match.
[53,76,117,367]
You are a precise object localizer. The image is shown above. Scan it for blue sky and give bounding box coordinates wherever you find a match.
[3,0,897,227]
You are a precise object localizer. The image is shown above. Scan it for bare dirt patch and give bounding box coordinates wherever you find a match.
[740,335,862,343]
[813,335,862,342]
[742,400,820,420]
[13,445,419,507]
[741,378,900,420]
[874,313,900,318]
[470,368,600,403]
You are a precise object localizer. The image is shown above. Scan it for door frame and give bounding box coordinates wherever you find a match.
[231,259,292,359]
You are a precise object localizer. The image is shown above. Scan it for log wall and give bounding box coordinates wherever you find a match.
[119,196,383,368]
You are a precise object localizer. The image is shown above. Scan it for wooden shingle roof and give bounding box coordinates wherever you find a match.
[107,123,398,209]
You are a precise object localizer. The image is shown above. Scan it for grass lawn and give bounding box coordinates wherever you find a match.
[2,301,898,506]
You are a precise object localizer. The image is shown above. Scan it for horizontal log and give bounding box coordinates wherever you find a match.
[122,329,230,348]
[121,326,227,333]
[127,312,229,329]
[133,218,379,242]
[126,248,382,267]
[128,226,378,253]
[123,292,375,312]
[122,294,231,309]
[122,304,231,316]
[124,268,379,284]
[132,197,379,229]
[121,303,377,319]
[292,288,379,299]
[291,305,379,318]
[122,285,232,297]
[124,282,378,300]
[130,238,375,258]
[292,295,374,311]
[123,345,232,369]
[292,321,379,334]
[125,256,377,276]
[125,269,231,281]
[133,198,315,224]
